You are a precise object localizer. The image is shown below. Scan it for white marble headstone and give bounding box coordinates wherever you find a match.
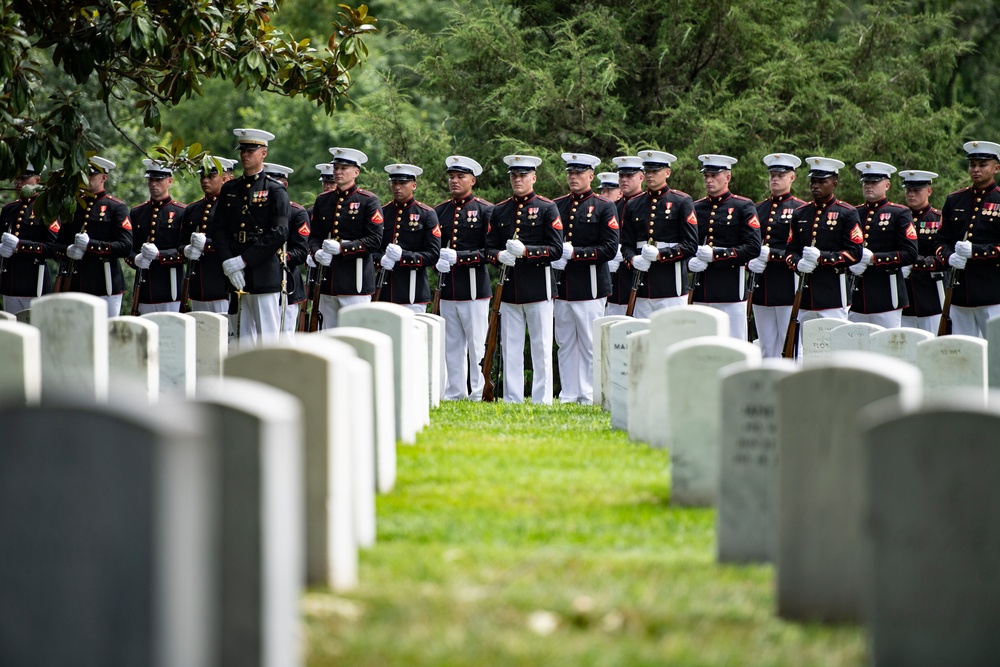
[608,319,648,430]
[414,313,442,409]
[0,321,41,406]
[829,322,882,352]
[108,316,159,404]
[776,352,922,622]
[665,336,762,506]
[800,317,842,360]
[916,334,987,403]
[416,312,447,403]
[143,313,196,398]
[717,358,797,563]
[32,292,109,401]
[869,327,933,365]
[188,311,228,381]
[0,310,14,321]
[592,315,630,408]
[411,319,430,429]
[626,330,649,441]
[986,315,1000,389]
[14,308,29,324]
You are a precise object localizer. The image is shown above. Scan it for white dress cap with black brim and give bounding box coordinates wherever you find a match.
[762,153,802,172]
[446,155,483,176]
[329,147,368,167]
[316,163,336,181]
[963,140,1000,161]
[698,154,738,173]
[637,150,676,170]
[200,156,236,175]
[384,163,424,181]
[88,156,116,174]
[855,161,897,182]
[612,155,644,173]
[805,156,845,178]
[504,155,543,174]
[898,169,938,188]
[142,158,173,179]
[233,128,275,150]
[263,163,294,180]
[560,152,601,172]
[596,172,620,188]
[20,163,39,177]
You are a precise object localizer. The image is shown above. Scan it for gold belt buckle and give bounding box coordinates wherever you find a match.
[237,231,247,243]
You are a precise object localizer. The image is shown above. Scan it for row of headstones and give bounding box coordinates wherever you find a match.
[0,296,445,667]
[590,306,998,664]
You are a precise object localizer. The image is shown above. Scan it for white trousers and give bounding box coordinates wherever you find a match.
[318,294,371,329]
[554,298,606,404]
[101,295,123,318]
[280,301,304,337]
[500,299,554,404]
[441,299,490,400]
[901,314,941,334]
[799,307,849,322]
[695,301,746,339]
[950,304,1000,338]
[2,296,33,314]
[849,310,902,329]
[190,299,228,314]
[137,301,180,315]
[237,292,280,349]
[752,304,793,358]
[632,295,687,319]
[402,303,426,314]
[605,302,627,316]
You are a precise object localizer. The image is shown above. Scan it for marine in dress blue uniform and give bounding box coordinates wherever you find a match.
[606,156,644,315]
[785,157,863,324]
[0,164,57,314]
[898,170,944,333]
[208,128,290,348]
[263,163,309,337]
[689,154,762,339]
[128,160,186,314]
[178,156,236,314]
[552,153,619,404]
[309,147,384,328]
[847,161,918,328]
[620,150,698,319]
[373,163,441,313]
[749,153,806,357]
[53,156,132,318]
[434,155,493,400]
[485,155,563,404]
[934,140,1000,337]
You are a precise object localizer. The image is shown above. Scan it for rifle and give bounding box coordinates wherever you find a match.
[372,266,386,302]
[278,244,289,333]
[431,241,448,316]
[782,237,819,358]
[179,260,194,313]
[937,229,970,337]
[298,264,313,332]
[130,267,144,317]
[626,268,642,316]
[481,263,507,402]
[745,272,757,343]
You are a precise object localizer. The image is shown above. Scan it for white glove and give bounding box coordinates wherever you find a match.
[0,244,13,259]
[440,247,458,265]
[222,256,246,276]
[497,250,517,267]
[802,246,820,262]
[641,244,659,262]
[631,255,651,272]
[66,245,85,260]
[306,253,316,268]
[380,255,396,270]
[955,240,972,258]
[607,258,621,273]
[435,257,451,273]
[2,232,19,248]
[797,258,818,274]
[551,257,569,271]
[74,233,90,249]
[190,232,206,251]
[183,245,202,260]
[562,242,574,260]
[748,258,767,273]
[861,247,873,265]
[228,269,246,291]
[506,238,525,257]
[141,242,159,262]
[385,243,402,262]
[849,261,867,276]
[758,245,770,262]
[948,253,968,270]
[322,239,342,255]
[314,249,333,266]
[688,256,708,272]
[696,245,715,263]
[134,253,152,270]
[901,265,912,279]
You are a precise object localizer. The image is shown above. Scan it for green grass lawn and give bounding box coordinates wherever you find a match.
[303,401,866,666]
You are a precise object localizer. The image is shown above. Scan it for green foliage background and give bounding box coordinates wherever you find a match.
[15,0,1000,211]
